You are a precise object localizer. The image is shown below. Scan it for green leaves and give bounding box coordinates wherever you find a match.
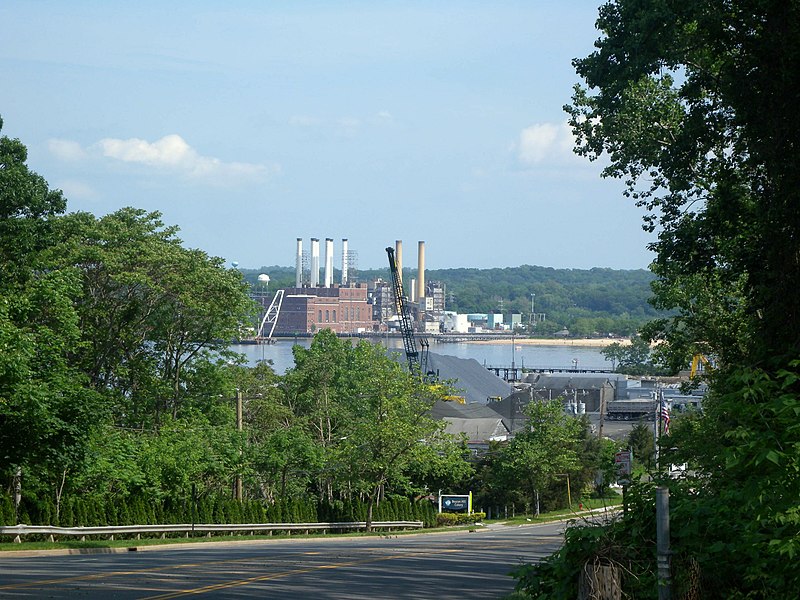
[282,332,456,516]
[535,2,800,596]
[493,399,584,514]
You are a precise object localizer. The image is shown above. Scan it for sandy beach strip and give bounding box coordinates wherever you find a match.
[469,337,631,348]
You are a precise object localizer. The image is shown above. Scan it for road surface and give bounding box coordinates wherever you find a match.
[0,522,565,599]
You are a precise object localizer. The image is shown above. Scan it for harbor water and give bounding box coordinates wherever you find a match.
[230,338,611,375]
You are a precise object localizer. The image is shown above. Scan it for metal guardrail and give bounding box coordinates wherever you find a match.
[0,521,424,543]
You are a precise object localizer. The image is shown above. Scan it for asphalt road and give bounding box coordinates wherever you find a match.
[0,522,565,599]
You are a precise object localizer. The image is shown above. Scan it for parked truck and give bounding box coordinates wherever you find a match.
[606,399,656,421]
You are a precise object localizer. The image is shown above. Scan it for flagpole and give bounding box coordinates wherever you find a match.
[654,386,661,469]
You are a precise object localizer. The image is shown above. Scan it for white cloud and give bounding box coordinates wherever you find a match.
[87,134,276,184]
[56,179,95,199]
[517,122,576,165]
[47,139,86,161]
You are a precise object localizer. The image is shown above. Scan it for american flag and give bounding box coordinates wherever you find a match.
[660,401,671,435]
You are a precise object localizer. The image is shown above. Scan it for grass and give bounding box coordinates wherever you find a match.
[482,494,622,527]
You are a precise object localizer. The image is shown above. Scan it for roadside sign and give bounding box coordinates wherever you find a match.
[439,493,472,514]
[615,450,632,479]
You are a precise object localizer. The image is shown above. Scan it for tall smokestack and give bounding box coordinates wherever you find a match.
[341,238,349,285]
[295,238,303,288]
[418,241,426,300]
[324,238,334,287]
[395,240,403,285]
[310,238,320,287]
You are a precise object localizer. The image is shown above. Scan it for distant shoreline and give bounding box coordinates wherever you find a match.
[470,337,630,348]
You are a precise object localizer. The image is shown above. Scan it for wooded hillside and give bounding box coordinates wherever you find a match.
[243,264,661,336]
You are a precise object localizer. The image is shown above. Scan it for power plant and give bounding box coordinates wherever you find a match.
[253,237,449,338]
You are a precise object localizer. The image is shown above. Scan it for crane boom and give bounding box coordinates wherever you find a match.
[386,246,429,377]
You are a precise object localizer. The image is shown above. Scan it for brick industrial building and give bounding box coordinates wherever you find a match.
[272,284,374,335]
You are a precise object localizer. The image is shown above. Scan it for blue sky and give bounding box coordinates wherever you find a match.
[1,1,654,271]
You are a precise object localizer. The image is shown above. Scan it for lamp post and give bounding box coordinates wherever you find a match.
[530,293,536,328]
[511,330,516,371]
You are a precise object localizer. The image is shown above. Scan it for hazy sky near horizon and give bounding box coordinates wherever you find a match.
[1,1,655,271]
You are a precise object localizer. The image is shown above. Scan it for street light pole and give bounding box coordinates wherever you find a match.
[530,293,536,327]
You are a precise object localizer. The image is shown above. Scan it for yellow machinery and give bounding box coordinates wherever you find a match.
[690,354,711,378]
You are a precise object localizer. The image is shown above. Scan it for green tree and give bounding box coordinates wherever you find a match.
[565,0,799,365]
[404,432,474,498]
[601,336,667,375]
[332,343,445,531]
[48,209,255,426]
[576,424,619,497]
[282,330,353,502]
[0,117,104,515]
[626,421,655,471]
[281,330,469,530]
[517,1,800,597]
[496,399,582,515]
[0,117,66,288]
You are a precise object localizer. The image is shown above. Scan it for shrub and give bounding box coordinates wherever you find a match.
[435,512,486,527]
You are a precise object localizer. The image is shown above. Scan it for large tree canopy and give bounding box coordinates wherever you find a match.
[566,0,800,365]
[525,2,800,598]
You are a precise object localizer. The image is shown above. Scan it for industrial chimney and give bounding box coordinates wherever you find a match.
[310,238,320,287]
[395,240,403,285]
[418,241,426,300]
[295,238,303,288]
[341,238,349,285]
[324,238,334,288]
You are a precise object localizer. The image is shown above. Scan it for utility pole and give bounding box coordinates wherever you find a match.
[656,486,672,599]
[653,388,661,469]
[236,389,243,502]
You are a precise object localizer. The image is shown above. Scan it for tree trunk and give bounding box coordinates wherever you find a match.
[366,484,380,532]
[54,468,68,523]
[366,497,375,532]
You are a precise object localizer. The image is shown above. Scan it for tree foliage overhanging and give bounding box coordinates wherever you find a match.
[514,1,800,598]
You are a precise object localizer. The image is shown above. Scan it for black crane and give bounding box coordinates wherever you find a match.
[386,246,430,378]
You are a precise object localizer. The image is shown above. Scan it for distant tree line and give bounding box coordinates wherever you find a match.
[242,264,663,337]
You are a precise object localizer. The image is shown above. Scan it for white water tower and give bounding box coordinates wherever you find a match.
[256,274,270,298]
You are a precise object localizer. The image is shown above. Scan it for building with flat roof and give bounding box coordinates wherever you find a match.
[272,284,375,335]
